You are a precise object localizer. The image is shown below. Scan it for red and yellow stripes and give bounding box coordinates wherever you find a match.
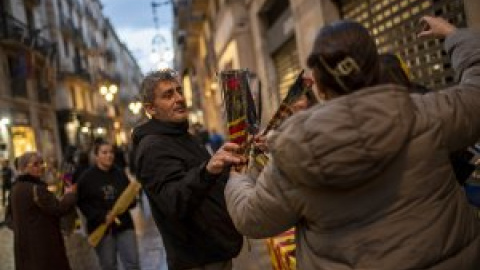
[228,116,247,145]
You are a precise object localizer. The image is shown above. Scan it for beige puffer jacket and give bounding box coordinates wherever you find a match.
[225,29,480,270]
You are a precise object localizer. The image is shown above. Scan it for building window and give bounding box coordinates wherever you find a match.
[70,86,77,108]
[272,38,300,100]
[339,0,466,89]
[64,38,69,57]
[36,69,51,104]
[7,55,28,98]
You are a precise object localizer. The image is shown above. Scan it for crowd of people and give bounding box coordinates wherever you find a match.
[3,15,480,270]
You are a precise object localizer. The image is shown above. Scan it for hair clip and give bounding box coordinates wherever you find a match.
[335,57,360,76]
[317,56,360,93]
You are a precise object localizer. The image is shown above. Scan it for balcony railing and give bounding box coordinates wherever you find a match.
[0,13,29,43]
[0,13,56,59]
[59,65,91,82]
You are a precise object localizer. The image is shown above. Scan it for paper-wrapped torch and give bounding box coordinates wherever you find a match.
[88,180,142,247]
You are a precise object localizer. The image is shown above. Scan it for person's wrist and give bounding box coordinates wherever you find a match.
[206,164,220,175]
[201,161,220,182]
[206,157,225,175]
[440,25,456,37]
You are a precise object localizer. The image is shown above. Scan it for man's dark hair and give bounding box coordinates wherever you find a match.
[140,69,179,104]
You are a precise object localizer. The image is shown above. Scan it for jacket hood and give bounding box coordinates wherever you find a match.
[132,118,189,147]
[269,85,415,189]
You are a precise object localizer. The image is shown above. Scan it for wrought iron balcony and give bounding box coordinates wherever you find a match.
[0,13,56,59]
[0,13,30,43]
[59,63,91,82]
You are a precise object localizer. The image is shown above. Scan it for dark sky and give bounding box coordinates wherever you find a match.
[101,0,174,73]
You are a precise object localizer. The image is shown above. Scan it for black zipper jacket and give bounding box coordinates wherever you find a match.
[132,119,242,270]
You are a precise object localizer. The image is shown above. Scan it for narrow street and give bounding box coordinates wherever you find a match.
[0,204,14,270]
[0,196,168,270]
[0,194,272,270]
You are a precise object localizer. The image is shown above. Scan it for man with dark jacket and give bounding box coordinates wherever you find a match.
[132,69,244,270]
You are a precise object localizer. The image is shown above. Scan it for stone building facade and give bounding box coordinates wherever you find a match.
[0,0,142,165]
[175,0,480,133]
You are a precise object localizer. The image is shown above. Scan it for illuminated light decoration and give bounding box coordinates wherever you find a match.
[109,85,118,94]
[100,86,108,95]
[81,126,90,133]
[128,101,142,115]
[105,93,114,102]
[99,84,118,102]
[96,127,105,135]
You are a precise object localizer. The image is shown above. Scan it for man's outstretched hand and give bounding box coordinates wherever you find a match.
[206,142,246,175]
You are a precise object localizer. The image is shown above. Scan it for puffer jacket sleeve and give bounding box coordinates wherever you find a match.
[225,162,298,238]
[413,29,480,152]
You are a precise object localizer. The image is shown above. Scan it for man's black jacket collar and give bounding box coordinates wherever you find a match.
[132,118,189,146]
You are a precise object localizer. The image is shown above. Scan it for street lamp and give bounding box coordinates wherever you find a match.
[0,117,10,126]
[99,84,118,102]
[128,101,142,115]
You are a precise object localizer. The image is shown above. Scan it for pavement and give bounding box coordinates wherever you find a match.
[0,203,14,270]
[0,194,169,270]
[0,193,273,270]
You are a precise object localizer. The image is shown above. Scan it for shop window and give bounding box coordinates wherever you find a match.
[11,126,36,157]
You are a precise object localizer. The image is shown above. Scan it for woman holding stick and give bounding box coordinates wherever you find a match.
[77,140,140,270]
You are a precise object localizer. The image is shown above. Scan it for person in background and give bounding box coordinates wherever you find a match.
[209,129,224,153]
[225,17,480,269]
[72,151,91,184]
[10,151,77,270]
[192,123,210,147]
[77,140,140,270]
[1,159,13,206]
[132,69,244,270]
[113,144,128,170]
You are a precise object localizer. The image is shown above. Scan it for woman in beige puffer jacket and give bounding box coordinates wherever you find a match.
[225,17,480,269]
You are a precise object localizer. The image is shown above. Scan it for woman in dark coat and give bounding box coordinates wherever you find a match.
[10,151,77,270]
